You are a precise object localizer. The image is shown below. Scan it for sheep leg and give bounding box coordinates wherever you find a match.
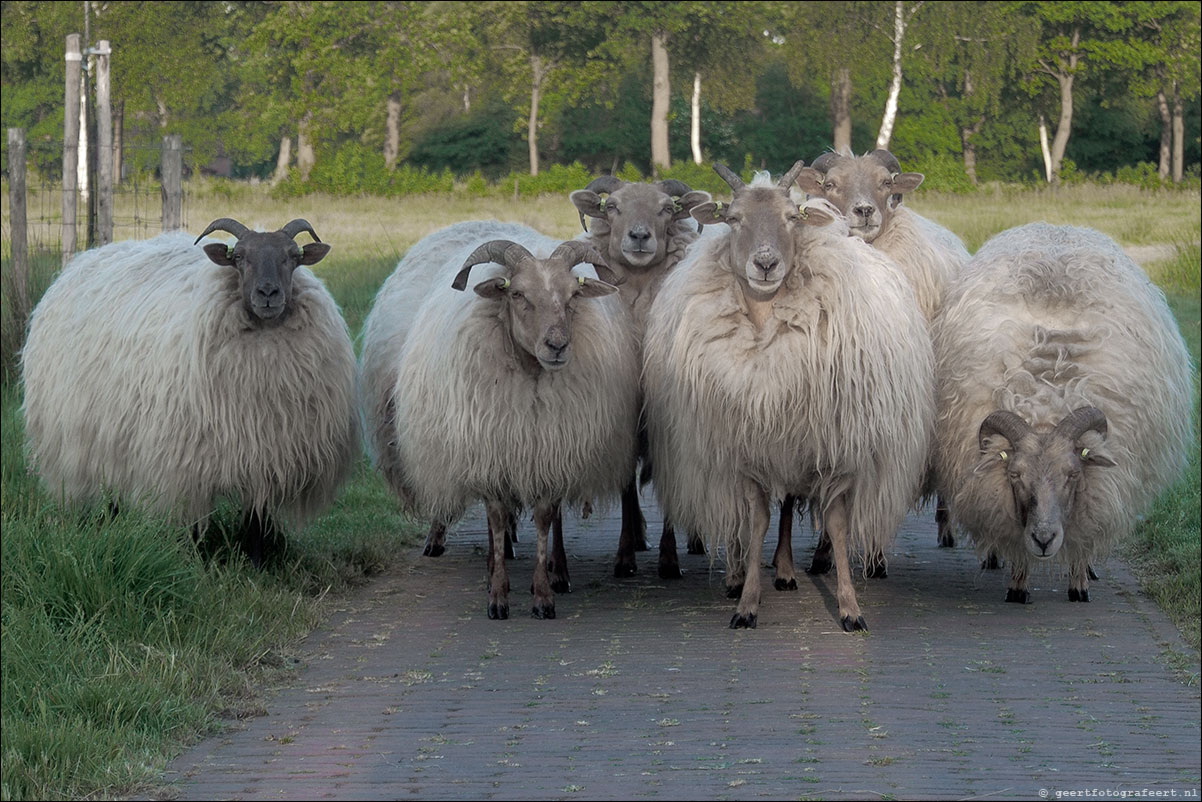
[686,530,706,555]
[422,520,447,557]
[725,536,746,599]
[981,551,1003,570]
[613,478,644,577]
[936,495,955,548]
[1005,564,1030,605]
[730,486,770,629]
[485,501,511,620]
[807,525,834,576]
[530,502,556,619]
[1068,559,1091,602]
[824,495,867,632]
[657,519,683,579]
[239,509,278,570]
[547,503,571,593]
[772,495,798,591]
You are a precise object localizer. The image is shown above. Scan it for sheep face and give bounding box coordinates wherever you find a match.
[196,219,331,326]
[797,149,923,244]
[571,179,710,271]
[452,239,620,373]
[974,408,1116,560]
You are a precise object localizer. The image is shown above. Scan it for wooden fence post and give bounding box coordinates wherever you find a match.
[95,40,113,246]
[161,134,183,232]
[7,128,30,327]
[62,33,81,264]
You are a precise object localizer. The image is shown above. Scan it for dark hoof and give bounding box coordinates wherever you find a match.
[729,612,757,629]
[937,533,955,548]
[658,563,684,579]
[504,542,515,560]
[981,553,1002,570]
[806,556,832,575]
[550,578,571,594]
[725,583,743,599]
[1068,588,1090,602]
[773,577,798,591]
[687,540,706,555]
[635,537,649,552]
[1088,565,1099,581]
[422,543,445,558]
[866,555,888,579]
[841,615,868,632]
[1005,588,1030,604]
[531,603,556,619]
[614,561,638,578]
[488,602,510,620]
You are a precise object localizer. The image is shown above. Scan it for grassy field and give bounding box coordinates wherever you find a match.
[0,180,1199,800]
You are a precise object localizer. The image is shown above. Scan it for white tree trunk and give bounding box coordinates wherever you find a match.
[875,0,907,150]
[273,136,292,185]
[384,93,402,170]
[832,67,852,153]
[691,72,702,165]
[1038,115,1052,183]
[1171,89,1183,183]
[528,54,544,176]
[297,115,316,182]
[78,71,89,207]
[650,32,671,173]
[1156,89,1171,180]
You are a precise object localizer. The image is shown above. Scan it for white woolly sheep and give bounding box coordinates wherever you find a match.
[783,147,972,579]
[569,177,712,579]
[360,220,640,619]
[643,164,934,630]
[932,222,1193,604]
[21,219,360,566]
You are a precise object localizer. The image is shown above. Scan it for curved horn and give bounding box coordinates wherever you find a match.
[712,163,745,192]
[547,241,623,285]
[1052,406,1108,442]
[451,240,536,291]
[281,218,322,243]
[978,410,1032,452]
[809,151,843,175]
[584,176,625,195]
[194,217,250,245]
[657,179,692,197]
[778,160,806,191]
[868,149,902,175]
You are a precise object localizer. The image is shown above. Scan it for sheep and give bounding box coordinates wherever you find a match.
[785,147,972,578]
[931,222,1194,604]
[643,163,934,630]
[569,177,712,579]
[360,220,640,619]
[21,219,360,566]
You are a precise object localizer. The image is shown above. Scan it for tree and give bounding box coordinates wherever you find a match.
[1131,2,1200,182]
[875,0,924,150]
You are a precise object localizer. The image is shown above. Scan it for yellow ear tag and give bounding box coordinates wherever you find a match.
[1081,447,1089,458]
[799,206,808,220]
[713,201,723,219]
[578,276,587,286]
[501,278,511,289]
[999,451,1008,461]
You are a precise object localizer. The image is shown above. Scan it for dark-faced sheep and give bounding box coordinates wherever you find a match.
[643,164,934,630]
[21,220,360,566]
[360,220,640,619]
[932,222,1193,604]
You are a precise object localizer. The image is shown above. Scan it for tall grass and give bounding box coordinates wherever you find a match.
[0,181,1198,799]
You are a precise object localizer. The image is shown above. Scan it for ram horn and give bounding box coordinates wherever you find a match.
[1052,406,1108,442]
[657,179,693,198]
[548,241,623,285]
[451,240,536,291]
[194,217,250,245]
[281,218,322,243]
[584,176,625,195]
[809,151,843,175]
[712,163,745,192]
[978,410,1032,452]
[778,160,806,191]
[868,149,902,175]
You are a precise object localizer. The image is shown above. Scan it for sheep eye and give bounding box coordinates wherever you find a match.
[824,181,835,191]
[510,290,524,300]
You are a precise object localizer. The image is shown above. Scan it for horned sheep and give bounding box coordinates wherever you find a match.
[643,164,934,630]
[21,219,360,566]
[932,222,1193,604]
[359,220,640,619]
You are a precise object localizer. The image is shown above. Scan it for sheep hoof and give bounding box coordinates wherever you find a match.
[1088,565,1099,581]
[550,578,571,594]
[613,560,638,578]
[806,556,832,575]
[729,612,757,629]
[422,542,445,558]
[488,602,509,620]
[937,532,956,548]
[1068,588,1090,603]
[1005,588,1030,604]
[725,583,743,599]
[531,603,556,619]
[866,555,888,579]
[981,552,1002,570]
[773,577,797,591]
[841,615,868,632]
[686,538,706,555]
[658,562,684,580]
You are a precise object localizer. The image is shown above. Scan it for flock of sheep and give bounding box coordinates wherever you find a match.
[20,147,1195,631]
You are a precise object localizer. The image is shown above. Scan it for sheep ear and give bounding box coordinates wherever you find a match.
[575,277,619,298]
[473,277,509,299]
[673,190,712,220]
[972,433,1014,475]
[691,201,728,225]
[570,190,606,222]
[891,172,924,195]
[796,167,825,197]
[299,242,331,266]
[202,243,234,266]
[799,204,837,228]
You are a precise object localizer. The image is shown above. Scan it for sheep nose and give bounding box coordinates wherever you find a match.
[629,226,651,244]
[853,203,876,221]
[752,249,779,276]
[255,284,282,305]
[544,329,569,356]
[1030,528,1056,555]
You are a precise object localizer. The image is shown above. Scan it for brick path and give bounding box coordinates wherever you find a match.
[161,497,1201,801]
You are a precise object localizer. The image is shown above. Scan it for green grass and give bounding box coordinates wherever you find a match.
[0,180,1198,799]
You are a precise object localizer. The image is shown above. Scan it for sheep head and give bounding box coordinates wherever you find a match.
[690,161,836,300]
[974,407,1116,560]
[570,177,711,271]
[453,239,620,373]
[796,149,923,243]
[195,218,331,326]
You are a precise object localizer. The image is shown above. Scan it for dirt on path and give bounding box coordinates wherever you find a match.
[158,498,1200,801]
